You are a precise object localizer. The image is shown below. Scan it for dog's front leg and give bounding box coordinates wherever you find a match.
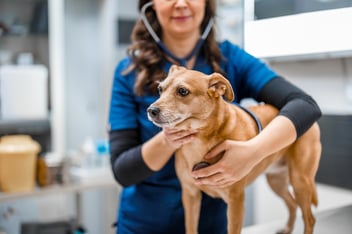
[227,185,246,234]
[182,187,202,234]
[175,151,203,234]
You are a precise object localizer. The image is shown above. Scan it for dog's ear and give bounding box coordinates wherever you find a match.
[208,73,235,101]
[168,65,185,75]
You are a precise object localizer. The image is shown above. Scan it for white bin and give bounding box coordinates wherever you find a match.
[0,65,48,120]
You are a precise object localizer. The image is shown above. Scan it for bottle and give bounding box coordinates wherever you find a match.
[95,139,110,168]
[81,137,96,169]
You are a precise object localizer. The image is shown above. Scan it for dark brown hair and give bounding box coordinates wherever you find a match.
[125,0,223,96]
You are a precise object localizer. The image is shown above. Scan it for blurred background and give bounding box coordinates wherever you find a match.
[0,0,351,233]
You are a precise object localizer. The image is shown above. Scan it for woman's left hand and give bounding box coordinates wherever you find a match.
[191,139,261,188]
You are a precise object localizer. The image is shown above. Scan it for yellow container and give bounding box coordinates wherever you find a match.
[0,135,41,192]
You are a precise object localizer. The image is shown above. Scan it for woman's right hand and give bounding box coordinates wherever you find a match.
[142,128,198,171]
[162,128,198,150]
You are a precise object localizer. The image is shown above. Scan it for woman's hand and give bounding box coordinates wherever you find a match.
[191,140,261,188]
[142,128,198,171]
[162,128,198,150]
[190,116,297,188]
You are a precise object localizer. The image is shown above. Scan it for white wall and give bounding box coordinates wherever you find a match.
[270,57,352,115]
[64,0,120,151]
[63,1,120,233]
[65,0,102,149]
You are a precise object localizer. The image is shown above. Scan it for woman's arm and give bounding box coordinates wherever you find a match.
[257,76,321,138]
[191,76,321,187]
[191,115,296,187]
[109,129,153,187]
[110,128,197,187]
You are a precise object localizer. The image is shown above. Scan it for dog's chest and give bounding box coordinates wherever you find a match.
[179,139,209,167]
[175,138,229,197]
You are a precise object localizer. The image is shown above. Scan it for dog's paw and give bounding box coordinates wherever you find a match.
[276,227,292,234]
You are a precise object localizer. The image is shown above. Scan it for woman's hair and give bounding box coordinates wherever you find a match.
[125,0,223,96]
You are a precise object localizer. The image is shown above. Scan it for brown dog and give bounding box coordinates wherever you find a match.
[147,65,321,234]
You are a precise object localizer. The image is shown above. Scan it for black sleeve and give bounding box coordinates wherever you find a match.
[257,76,322,138]
[109,129,154,187]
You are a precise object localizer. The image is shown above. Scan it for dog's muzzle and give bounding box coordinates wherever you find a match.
[147,105,182,127]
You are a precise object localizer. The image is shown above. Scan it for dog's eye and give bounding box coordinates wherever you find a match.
[177,87,189,97]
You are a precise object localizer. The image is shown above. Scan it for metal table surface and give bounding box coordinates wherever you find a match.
[243,204,352,234]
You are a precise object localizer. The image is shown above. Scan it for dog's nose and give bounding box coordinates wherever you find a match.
[147,106,160,117]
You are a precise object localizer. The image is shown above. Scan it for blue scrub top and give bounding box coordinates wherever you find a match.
[109,40,277,234]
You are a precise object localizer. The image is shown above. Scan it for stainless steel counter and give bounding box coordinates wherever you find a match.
[243,204,352,234]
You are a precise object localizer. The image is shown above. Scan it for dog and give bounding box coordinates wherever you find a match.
[147,65,321,234]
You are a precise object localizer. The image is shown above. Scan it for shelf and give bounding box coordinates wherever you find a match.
[0,33,48,38]
[0,176,119,203]
[262,50,352,63]
[244,7,352,62]
[0,173,120,232]
[0,118,50,135]
[0,118,51,153]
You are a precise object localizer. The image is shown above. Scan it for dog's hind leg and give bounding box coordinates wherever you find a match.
[288,129,321,234]
[289,157,319,234]
[290,174,317,234]
[289,162,319,234]
[266,171,297,234]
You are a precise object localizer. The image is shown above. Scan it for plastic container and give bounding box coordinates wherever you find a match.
[0,65,48,120]
[0,135,41,192]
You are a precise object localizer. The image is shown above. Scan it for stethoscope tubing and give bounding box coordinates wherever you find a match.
[140,1,214,66]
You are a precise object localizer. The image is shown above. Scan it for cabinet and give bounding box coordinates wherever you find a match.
[0,177,119,234]
[0,0,51,154]
[1,1,118,232]
[0,0,66,155]
[0,0,49,63]
[244,0,352,61]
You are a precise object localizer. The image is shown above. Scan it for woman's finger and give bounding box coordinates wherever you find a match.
[191,163,222,180]
[163,128,197,148]
[194,172,222,185]
[204,141,228,159]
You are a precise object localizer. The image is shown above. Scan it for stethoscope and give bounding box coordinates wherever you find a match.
[140,1,214,66]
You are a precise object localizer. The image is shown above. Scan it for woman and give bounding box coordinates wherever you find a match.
[108,0,321,233]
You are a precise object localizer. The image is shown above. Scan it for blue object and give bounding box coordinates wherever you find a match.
[95,139,109,155]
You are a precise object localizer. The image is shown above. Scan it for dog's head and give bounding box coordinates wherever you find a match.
[147,65,234,129]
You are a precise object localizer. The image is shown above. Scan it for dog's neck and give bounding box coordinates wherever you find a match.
[177,100,237,169]
[200,99,236,138]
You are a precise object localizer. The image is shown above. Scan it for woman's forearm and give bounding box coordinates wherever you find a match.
[249,115,297,163]
[141,131,176,171]
[110,127,196,186]
[191,115,298,186]
[110,129,155,186]
[109,130,175,186]
[142,127,199,171]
